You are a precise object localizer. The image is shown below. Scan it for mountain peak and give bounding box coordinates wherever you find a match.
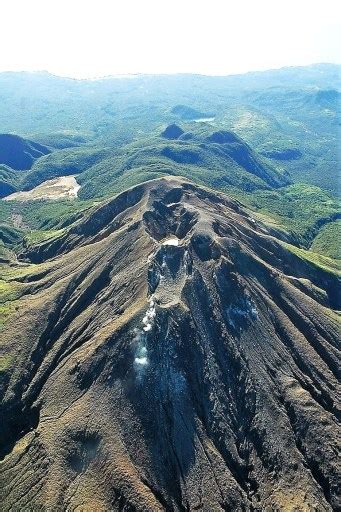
[1,177,339,510]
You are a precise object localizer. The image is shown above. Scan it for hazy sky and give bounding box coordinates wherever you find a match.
[1,0,339,78]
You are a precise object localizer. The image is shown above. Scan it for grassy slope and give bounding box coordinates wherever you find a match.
[310,220,341,260]
[233,184,340,245]
[0,260,47,370]
[282,242,341,276]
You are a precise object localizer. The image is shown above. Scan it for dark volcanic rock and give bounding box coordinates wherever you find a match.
[0,177,339,511]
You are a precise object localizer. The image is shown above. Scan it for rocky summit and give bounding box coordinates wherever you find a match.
[0,177,339,511]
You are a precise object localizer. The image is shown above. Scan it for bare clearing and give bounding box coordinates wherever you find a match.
[4,176,80,201]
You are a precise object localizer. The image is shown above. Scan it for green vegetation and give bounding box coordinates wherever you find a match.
[0,223,23,246]
[171,105,215,120]
[0,64,339,267]
[0,243,15,262]
[0,134,50,171]
[0,279,22,302]
[0,353,14,371]
[219,88,339,195]
[0,164,22,197]
[24,228,65,245]
[233,184,340,244]
[0,301,18,330]
[22,146,111,190]
[0,198,94,237]
[77,130,289,200]
[310,220,341,260]
[282,242,341,276]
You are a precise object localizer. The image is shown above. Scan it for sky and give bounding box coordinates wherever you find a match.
[1,0,339,78]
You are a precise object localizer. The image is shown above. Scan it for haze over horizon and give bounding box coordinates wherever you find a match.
[1,0,339,79]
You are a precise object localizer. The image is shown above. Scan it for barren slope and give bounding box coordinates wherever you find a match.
[0,177,340,511]
[4,175,80,201]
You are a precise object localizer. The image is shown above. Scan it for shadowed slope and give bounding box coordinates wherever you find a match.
[0,177,340,511]
[0,134,50,170]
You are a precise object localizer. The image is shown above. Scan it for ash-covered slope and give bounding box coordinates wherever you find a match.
[0,178,340,511]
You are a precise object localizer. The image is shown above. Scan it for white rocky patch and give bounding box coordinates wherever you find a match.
[68,182,81,198]
[134,356,148,366]
[142,297,156,331]
[4,175,81,201]
[193,117,215,123]
[162,238,179,246]
[134,296,156,370]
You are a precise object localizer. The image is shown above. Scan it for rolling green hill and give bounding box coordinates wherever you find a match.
[0,64,339,262]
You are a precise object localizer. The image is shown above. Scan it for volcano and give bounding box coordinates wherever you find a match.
[0,177,339,511]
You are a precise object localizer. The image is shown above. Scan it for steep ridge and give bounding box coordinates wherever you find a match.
[0,177,340,511]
